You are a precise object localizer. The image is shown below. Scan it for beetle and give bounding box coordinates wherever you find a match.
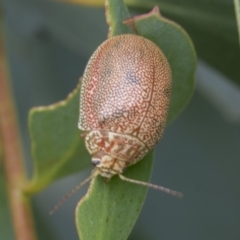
[50,34,181,215]
[79,34,172,179]
[78,34,182,196]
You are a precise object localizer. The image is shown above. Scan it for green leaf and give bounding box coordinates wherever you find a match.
[234,0,240,44]
[25,82,91,193]
[76,151,153,240]
[105,0,133,36]
[76,2,195,240]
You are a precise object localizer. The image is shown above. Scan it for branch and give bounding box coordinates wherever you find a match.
[0,24,37,240]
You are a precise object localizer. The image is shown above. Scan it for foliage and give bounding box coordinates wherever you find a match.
[0,0,239,239]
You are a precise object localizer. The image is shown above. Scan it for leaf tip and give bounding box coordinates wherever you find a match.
[123,6,161,33]
[29,80,81,116]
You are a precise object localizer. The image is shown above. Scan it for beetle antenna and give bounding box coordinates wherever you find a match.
[119,174,183,198]
[50,170,98,215]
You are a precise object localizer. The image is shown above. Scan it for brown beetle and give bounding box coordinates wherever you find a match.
[50,34,181,215]
[79,34,172,179]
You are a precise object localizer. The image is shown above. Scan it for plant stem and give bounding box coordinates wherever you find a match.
[0,25,37,240]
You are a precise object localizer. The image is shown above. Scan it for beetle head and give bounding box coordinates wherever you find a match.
[91,150,126,179]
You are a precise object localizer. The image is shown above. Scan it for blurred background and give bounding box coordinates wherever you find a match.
[1,0,240,239]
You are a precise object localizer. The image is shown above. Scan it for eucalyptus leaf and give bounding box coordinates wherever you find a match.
[26,82,90,194]
[105,0,133,36]
[76,152,153,240]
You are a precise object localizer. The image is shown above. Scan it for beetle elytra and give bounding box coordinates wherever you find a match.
[79,34,172,178]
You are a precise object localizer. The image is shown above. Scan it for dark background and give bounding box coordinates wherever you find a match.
[2,0,240,239]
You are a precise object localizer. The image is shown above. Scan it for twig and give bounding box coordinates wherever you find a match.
[0,25,37,240]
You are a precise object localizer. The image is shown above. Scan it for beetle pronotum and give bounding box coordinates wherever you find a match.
[50,34,182,215]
